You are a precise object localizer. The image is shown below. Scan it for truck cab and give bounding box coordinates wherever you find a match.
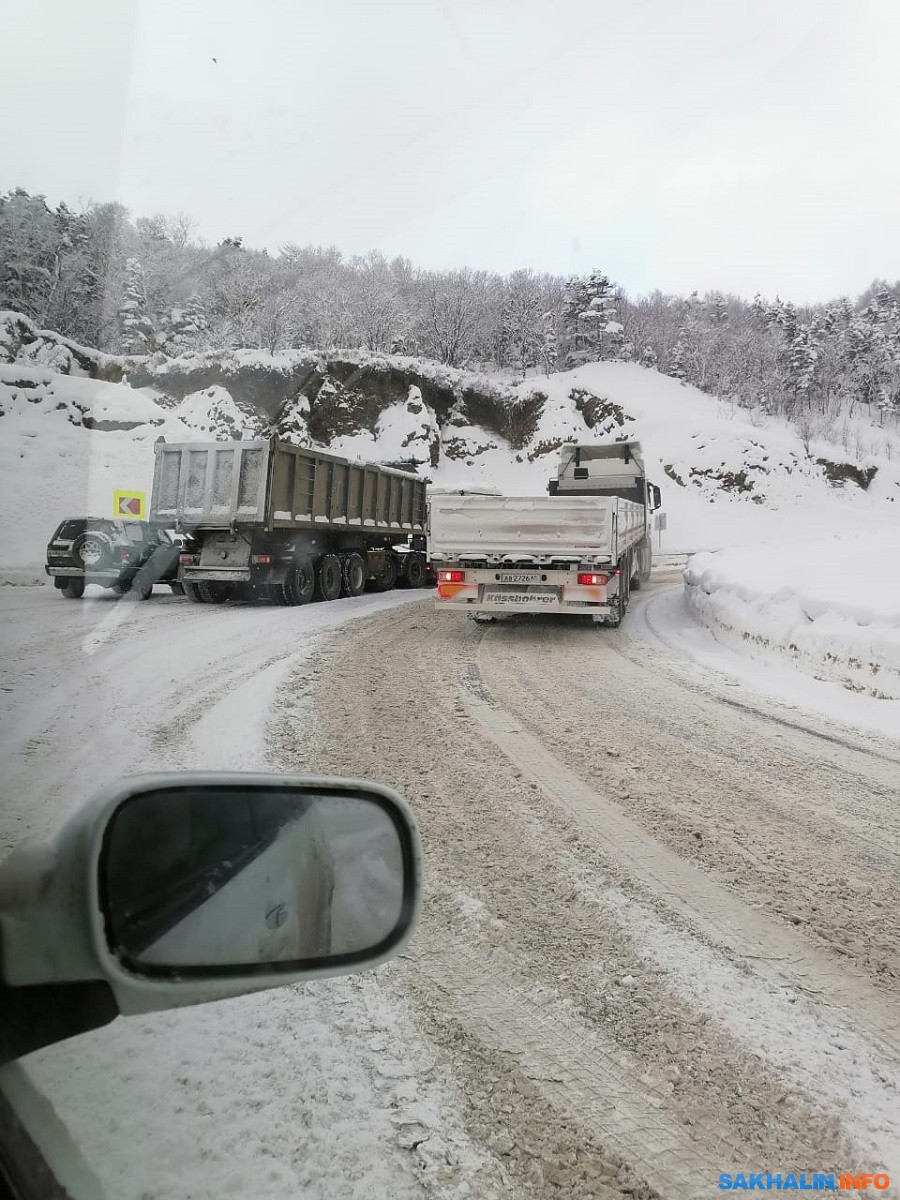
[549,441,662,518]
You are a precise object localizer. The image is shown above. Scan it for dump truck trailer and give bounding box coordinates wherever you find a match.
[150,438,430,604]
[429,441,661,626]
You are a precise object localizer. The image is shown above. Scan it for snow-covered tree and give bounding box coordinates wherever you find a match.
[117,258,155,353]
[165,295,209,355]
[541,311,559,375]
[563,269,622,367]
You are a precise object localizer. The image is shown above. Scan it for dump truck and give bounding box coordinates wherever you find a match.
[428,441,662,626]
[149,438,430,604]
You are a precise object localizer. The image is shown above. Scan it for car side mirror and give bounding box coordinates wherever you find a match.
[0,773,422,1061]
[100,780,415,977]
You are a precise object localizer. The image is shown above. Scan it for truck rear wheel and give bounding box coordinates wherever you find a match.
[286,558,315,605]
[183,582,206,603]
[316,554,342,601]
[60,579,85,599]
[341,553,367,598]
[369,553,398,593]
[402,553,428,588]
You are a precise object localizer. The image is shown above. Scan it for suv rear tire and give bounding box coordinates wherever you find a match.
[60,579,85,599]
[72,532,113,570]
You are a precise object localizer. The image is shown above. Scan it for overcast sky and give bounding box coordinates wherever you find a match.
[3,0,899,303]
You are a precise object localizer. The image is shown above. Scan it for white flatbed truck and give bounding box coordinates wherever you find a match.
[428,441,662,626]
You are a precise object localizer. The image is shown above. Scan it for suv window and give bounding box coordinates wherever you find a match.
[52,519,150,544]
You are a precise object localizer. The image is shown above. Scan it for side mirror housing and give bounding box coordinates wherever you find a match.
[0,773,422,1027]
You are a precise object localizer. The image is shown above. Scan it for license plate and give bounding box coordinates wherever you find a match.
[490,592,556,607]
[499,572,540,584]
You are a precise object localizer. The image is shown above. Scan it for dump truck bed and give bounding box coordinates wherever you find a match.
[150,439,426,537]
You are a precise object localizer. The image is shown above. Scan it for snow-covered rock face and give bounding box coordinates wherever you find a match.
[175,386,264,441]
[0,310,122,381]
[374,387,441,467]
[2,314,899,555]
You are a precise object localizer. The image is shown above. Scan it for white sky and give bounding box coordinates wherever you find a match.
[3,0,899,303]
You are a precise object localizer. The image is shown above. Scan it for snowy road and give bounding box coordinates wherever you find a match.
[2,575,899,1199]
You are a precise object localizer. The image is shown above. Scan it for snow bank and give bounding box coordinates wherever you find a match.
[684,533,900,699]
[0,364,177,431]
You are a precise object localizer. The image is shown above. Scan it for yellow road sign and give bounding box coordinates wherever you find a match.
[114,490,146,519]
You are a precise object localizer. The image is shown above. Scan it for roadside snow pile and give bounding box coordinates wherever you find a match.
[0,364,174,431]
[684,533,900,699]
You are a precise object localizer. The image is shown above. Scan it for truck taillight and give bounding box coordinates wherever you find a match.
[438,569,465,583]
[251,554,272,565]
[179,553,196,565]
[578,572,608,586]
[119,548,131,562]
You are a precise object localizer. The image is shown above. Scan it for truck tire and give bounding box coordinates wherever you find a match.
[183,581,206,603]
[72,532,113,570]
[369,553,398,593]
[60,579,85,599]
[402,553,428,588]
[606,566,627,628]
[341,552,367,598]
[630,546,643,591]
[315,554,342,602]
[286,558,316,605]
[607,588,623,628]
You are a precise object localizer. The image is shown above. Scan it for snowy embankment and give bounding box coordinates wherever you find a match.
[684,533,900,699]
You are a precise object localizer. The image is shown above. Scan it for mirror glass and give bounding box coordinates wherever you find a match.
[101,785,408,973]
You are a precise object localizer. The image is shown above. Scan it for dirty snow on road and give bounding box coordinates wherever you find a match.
[3,570,899,1199]
[0,586,503,1200]
[271,582,900,1199]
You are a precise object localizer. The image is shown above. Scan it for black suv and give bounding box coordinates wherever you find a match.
[45,518,184,600]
